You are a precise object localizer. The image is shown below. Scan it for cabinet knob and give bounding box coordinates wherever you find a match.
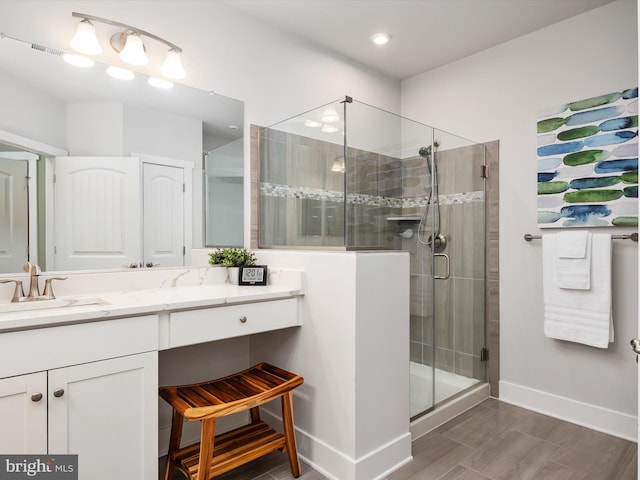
[53,388,65,398]
[239,316,247,323]
[31,393,43,402]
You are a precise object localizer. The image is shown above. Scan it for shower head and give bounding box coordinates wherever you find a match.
[418,146,431,158]
[418,140,440,158]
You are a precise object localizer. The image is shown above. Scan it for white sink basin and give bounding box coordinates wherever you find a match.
[0,297,110,314]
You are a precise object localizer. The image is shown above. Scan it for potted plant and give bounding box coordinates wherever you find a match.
[208,247,257,284]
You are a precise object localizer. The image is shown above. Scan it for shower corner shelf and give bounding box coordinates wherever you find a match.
[386,216,422,222]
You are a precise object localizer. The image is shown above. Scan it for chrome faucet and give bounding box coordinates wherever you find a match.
[1,264,67,303]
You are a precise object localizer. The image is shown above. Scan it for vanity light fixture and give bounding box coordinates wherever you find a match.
[71,12,186,79]
[371,32,391,45]
[70,18,103,55]
[116,33,148,65]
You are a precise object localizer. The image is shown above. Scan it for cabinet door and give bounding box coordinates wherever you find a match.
[53,156,141,270]
[48,352,158,480]
[0,372,47,453]
[143,163,184,268]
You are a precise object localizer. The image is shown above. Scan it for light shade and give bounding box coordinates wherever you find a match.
[321,107,340,123]
[119,33,148,66]
[106,65,134,80]
[161,49,186,79]
[70,19,102,55]
[63,53,95,68]
[148,77,174,89]
[331,156,345,173]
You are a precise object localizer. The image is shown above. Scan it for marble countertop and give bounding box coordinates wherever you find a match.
[0,283,303,333]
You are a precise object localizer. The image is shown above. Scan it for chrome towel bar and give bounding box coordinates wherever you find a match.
[524,233,638,242]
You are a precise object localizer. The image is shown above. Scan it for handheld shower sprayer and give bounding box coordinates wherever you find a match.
[417,139,446,251]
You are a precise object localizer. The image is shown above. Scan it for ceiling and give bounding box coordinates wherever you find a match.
[225,0,616,80]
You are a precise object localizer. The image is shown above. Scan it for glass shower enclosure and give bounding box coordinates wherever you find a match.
[257,97,486,418]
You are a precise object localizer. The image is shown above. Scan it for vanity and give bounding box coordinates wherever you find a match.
[0,266,303,480]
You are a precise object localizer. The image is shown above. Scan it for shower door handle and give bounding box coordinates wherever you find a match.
[434,253,450,280]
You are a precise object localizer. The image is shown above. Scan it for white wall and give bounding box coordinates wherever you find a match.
[0,70,66,149]
[402,0,638,439]
[250,250,411,480]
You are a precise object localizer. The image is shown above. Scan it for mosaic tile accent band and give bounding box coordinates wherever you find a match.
[536,87,638,227]
[260,182,484,208]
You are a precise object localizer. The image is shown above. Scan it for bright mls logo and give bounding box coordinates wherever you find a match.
[0,455,77,479]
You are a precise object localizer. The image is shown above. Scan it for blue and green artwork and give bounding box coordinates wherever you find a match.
[537,87,638,227]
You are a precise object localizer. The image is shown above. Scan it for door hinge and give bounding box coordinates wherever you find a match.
[183,246,186,256]
[53,174,56,183]
[183,183,186,193]
[481,165,489,178]
[480,347,489,362]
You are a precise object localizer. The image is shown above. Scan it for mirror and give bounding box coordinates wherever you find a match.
[0,34,244,274]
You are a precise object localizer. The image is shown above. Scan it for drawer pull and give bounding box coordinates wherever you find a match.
[53,388,65,398]
[239,316,247,323]
[31,393,43,402]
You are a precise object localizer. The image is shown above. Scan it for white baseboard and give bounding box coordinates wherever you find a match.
[261,408,413,480]
[499,380,637,442]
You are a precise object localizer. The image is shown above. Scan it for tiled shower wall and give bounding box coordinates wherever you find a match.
[401,145,487,384]
[251,125,500,396]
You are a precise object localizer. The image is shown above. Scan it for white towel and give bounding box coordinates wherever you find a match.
[555,231,591,290]
[542,233,613,348]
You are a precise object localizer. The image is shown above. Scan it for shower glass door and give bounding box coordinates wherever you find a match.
[425,130,486,413]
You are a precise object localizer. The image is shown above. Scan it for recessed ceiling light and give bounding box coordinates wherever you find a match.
[371,32,391,46]
[321,124,339,133]
[304,119,322,128]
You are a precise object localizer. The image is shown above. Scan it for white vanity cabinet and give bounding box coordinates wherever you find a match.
[0,316,159,480]
[0,371,47,453]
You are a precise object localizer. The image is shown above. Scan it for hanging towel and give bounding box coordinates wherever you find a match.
[542,233,613,348]
[555,231,592,290]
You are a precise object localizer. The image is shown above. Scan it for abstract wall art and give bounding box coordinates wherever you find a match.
[537,87,638,227]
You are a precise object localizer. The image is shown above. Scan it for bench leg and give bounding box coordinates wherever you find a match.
[281,391,301,478]
[198,418,216,480]
[164,409,184,480]
[250,406,261,423]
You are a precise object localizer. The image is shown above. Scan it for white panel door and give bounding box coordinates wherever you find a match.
[0,371,47,453]
[0,157,29,272]
[143,163,184,268]
[48,352,158,480]
[53,157,141,270]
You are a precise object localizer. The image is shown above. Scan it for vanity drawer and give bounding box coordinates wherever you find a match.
[168,298,299,348]
[0,315,158,378]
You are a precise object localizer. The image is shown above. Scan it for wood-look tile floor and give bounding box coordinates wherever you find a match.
[160,398,637,480]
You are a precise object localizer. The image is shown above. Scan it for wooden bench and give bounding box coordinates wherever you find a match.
[159,363,304,480]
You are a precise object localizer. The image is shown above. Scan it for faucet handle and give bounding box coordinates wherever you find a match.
[0,279,26,303]
[42,276,68,300]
